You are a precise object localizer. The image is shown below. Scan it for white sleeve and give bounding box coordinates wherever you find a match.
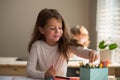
[69,46,92,59]
[27,44,45,79]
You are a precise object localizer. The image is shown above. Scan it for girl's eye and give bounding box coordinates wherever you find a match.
[49,26,62,30]
[59,27,62,29]
[50,28,55,30]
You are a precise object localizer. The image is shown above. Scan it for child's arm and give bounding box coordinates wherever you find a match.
[27,45,45,79]
[69,46,98,62]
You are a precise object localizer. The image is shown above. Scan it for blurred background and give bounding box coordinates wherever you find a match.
[0,0,97,57]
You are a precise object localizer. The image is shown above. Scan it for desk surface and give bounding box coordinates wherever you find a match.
[0,57,27,66]
[68,61,120,68]
[0,57,120,68]
[0,57,120,77]
[0,76,119,80]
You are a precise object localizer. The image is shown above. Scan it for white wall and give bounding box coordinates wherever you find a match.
[0,0,91,57]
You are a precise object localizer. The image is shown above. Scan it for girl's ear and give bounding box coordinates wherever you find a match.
[38,27,45,34]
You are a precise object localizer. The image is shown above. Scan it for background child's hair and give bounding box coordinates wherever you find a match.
[71,25,90,47]
[28,8,82,62]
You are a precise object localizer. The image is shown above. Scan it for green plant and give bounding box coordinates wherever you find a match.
[99,40,118,50]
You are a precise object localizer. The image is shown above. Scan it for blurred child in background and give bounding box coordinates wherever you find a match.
[71,25,90,48]
[69,25,90,64]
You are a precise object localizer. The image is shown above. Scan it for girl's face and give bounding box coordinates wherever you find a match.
[39,18,63,46]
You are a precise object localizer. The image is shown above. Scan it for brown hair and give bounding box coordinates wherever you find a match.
[28,8,82,62]
[71,25,90,47]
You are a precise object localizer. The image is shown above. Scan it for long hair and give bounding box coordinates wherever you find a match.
[28,8,83,62]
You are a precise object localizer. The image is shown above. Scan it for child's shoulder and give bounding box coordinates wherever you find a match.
[32,40,43,46]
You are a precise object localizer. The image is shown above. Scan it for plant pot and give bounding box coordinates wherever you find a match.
[100,49,115,64]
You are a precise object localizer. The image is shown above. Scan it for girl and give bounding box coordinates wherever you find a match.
[69,25,91,64]
[27,8,98,79]
[71,25,90,48]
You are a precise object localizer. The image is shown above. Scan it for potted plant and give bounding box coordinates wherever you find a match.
[98,40,118,63]
[99,40,118,50]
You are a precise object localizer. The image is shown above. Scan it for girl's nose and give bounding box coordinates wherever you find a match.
[55,28,60,33]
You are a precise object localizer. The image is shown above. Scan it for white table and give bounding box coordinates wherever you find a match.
[0,57,120,77]
[0,76,43,80]
[0,76,119,80]
[0,57,27,76]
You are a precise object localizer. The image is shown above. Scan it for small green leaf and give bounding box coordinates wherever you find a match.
[99,40,108,49]
[109,43,118,50]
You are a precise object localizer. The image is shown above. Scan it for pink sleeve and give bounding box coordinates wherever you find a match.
[69,46,91,59]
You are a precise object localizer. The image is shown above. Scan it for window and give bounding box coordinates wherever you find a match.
[96,0,120,63]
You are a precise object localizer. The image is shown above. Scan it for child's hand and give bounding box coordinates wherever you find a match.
[89,50,99,63]
[45,64,56,79]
